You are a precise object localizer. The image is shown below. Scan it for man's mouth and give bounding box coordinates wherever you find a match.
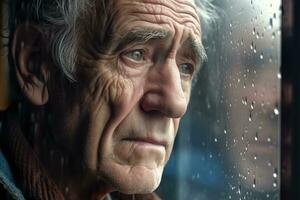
[122,137,167,148]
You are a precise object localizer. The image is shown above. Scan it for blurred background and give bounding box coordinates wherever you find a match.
[0,1,9,112]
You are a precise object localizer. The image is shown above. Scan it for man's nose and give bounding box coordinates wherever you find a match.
[141,59,188,118]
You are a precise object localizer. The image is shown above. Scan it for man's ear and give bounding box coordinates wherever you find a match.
[12,23,49,105]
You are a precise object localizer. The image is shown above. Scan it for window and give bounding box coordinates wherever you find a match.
[157,0,281,199]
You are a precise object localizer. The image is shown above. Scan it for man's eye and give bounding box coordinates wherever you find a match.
[179,63,194,76]
[124,49,144,61]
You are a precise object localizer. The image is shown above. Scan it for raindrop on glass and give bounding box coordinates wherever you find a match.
[238,185,242,194]
[268,161,272,167]
[269,57,273,63]
[252,178,256,188]
[242,96,248,105]
[273,168,278,178]
[274,107,279,115]
[260,53,264,60]
[269,18,273,29]
[277,73,282,79]
[256,32,260,39]
[255,132,258,141]
[252,27,256,35]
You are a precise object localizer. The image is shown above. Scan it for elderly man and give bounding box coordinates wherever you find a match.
[0,0,214,199]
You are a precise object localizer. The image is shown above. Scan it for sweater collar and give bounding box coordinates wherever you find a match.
[0,113,65,200]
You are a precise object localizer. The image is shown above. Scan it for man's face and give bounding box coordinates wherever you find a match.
[51,0,202,194]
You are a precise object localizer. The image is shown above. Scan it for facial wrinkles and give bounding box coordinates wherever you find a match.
[114,0,201,36]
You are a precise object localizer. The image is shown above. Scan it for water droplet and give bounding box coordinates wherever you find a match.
[214,138,218,142]
[273,181,277,188]
[252,178,256,188]
[272,32,276,39]
[260,53,264,60]
[269,57,273,63]
[256,32,260,39]
[269,18,273,29]
[255,132,258,141]
[254,155,257,160]
[242,96,248,105]
[273,168,278,178]
[250,42,254,49]
[238,185,242,194]
[224,129,227,134]
[252,27,256,35]
[229,23,233,27]
[274,107,279,115]
[277,73,282,79]
[233,138,237,144]
[249,111,252,122]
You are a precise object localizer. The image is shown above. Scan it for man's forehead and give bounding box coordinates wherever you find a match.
[115,0,198,16]
[112,0,201,35]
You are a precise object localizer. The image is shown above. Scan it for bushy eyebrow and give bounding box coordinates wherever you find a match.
[183,37,207,73]
[111,27,207,72]
[113,28,169,52]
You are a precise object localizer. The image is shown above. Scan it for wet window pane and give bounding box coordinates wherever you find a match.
[157,0,281,199]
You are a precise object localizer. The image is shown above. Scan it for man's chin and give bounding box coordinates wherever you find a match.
[99,161,164,194]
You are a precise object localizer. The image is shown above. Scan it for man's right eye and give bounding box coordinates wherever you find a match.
[124,49,144,61]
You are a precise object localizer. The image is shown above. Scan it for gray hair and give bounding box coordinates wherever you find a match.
[194,0,219,38]
[8,0,218,82]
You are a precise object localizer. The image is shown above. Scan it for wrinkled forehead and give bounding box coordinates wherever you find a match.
[112,0,201,36]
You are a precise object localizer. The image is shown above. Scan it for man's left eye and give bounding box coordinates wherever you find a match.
[124,49,144,61]
[179,63,195,76]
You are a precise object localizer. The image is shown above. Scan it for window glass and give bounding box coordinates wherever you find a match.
[157,0,281,199]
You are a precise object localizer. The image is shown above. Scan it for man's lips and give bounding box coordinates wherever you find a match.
[122,137,167,147]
